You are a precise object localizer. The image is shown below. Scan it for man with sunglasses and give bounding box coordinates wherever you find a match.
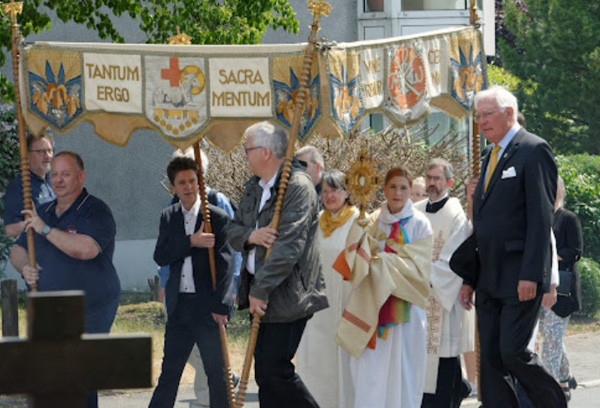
[3,130,55,238]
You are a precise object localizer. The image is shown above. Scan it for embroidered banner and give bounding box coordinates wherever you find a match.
[20,26,486,152]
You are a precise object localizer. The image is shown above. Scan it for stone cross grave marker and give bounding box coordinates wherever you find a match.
[0,290,152,407]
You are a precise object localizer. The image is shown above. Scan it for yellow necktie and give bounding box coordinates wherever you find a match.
[484,145,500,193]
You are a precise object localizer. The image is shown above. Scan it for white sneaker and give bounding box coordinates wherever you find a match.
[468,383,478,398]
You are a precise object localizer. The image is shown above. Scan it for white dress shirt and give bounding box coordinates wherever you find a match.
[247,173,278,275]
[484,123,521,184]
[180,196,201,293]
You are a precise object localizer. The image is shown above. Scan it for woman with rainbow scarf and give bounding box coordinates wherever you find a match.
[334,165,433,408]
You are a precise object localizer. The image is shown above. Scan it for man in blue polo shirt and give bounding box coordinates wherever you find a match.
[9,151,120,408]
[3,130,55,238]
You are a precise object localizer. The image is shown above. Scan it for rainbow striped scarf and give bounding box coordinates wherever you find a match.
[377,215,412,340]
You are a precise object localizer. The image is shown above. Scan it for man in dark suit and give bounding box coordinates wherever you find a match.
[458,86,566,407]
[149,156,234,408]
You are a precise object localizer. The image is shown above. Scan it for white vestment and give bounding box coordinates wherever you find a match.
[349,200,432,408]
[296,208,359,408]
[414,197,471,394]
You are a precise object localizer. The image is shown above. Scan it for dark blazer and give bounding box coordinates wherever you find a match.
[472,128,557,298]
[154,202,234,319]
[552,208,583,317]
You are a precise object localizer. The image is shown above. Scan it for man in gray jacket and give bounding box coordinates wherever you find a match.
[227,121,328,408]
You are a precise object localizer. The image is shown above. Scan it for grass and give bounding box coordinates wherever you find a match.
[565,314,600,334]
[113,300,252,384]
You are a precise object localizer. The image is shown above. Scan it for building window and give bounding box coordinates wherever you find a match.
[401,0,482,11]
[364,0,384,12]
[369,113,384,132]
[420,110,469,155]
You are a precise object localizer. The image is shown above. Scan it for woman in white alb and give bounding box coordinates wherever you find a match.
[296,170,359,408]
[350,165,432,408]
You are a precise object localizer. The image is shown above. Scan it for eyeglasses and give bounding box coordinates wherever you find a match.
[474,109,501,123]
[244,146,264,154]
[29,148,54,155]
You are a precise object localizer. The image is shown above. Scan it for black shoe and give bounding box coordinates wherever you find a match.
[232,372,240,388]
[461,377,473,400]
[568,375,578,390]
[562,386,572,402]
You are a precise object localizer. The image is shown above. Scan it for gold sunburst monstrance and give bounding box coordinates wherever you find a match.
[344,147,380,226]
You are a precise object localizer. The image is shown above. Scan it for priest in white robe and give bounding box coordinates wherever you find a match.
[414,158,472,408]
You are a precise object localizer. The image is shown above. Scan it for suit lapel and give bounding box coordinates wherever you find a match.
[172,203,185,234]
[193,203,204,232]
[477,130,524,209]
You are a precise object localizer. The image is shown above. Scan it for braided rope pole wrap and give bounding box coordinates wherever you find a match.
[4,2,37,291]
[234,2,332,406]
[472,119,481,402]
[468,1,482,399]
[193,144,236,408]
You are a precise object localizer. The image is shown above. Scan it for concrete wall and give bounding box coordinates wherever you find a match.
[263,0,358,44]
[1,1,356,290]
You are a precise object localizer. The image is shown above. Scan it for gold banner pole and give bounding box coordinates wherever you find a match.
[193,144,236,408]
[469,0,481,402]
[234,1,332,407]
[2,1,37,292]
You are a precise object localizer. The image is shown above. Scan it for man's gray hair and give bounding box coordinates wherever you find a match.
[172,147,209,175]
[244,121,287,159]
[475,85,519,122]
[427,158,454,181]
[296,145,324,167]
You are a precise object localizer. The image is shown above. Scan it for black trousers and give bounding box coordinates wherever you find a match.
[421,357,464,408]
[476,290,566,408]
[149,295,227,408]
[254,317,320,408]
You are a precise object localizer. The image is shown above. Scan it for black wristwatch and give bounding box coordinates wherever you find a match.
[41,225,51,236]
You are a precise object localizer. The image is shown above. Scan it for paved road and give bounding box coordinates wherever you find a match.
[100,380,599,408]
[98,331,600,407]
[99,381,260,408]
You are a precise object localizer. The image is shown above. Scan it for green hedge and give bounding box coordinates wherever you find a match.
[576,257,600,318]
[555,155,600,317]
[556,155,600,263]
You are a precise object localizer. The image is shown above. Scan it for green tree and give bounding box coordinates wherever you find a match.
[0,104,20,277]
[500,1,600,154]
[1,0,142,101]
[140,0,298,45]
[1,0,298,102]
[487,63,521,91]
